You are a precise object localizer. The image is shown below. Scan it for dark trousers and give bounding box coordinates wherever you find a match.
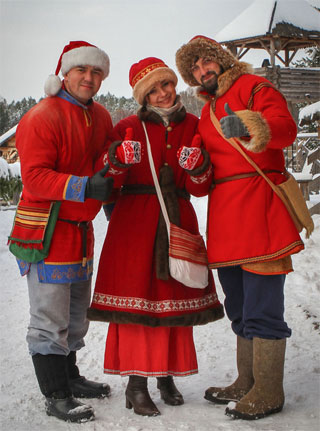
[217,266,291,340]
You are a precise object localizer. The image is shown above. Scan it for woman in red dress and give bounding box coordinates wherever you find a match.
[88,57,224,416]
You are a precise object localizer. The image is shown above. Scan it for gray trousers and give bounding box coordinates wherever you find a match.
[26,264,91,356]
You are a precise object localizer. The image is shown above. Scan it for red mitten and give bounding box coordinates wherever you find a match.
[177,134,204,170]
[116,128,141,164]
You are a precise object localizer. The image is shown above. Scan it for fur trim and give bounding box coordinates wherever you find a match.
[155,165,181,280]
[138,104,187,124]
[216,62,253,98]
[87,304,224,327]
[196,62,253,102]
[176,36,237,87]
[133,67,178,105]
[61,45,110,79]
[235,110,271,153]
[44,74,62,97]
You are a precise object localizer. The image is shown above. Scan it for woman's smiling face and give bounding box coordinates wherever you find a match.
[146,80,176,108]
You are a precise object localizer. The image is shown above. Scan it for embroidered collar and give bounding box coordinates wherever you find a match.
[57,89,92,110]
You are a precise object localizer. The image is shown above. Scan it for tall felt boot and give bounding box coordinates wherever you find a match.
[225,337,286,420]
[157,376,184,406]
[205,336,254,404]
[67,351,111,398]
[32,353,94,423]
[125,376,161,416]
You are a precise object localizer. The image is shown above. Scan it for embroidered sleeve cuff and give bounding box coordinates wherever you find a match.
[185,148,211,176]
[63,175,88,202]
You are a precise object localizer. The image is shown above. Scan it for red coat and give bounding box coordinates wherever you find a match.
[88,108,224,327]
[198,70,304,268]
[15,92,113,282]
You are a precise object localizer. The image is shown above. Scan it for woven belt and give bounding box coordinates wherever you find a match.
[58,218,90,267]
[121,184,190,200]
[213,169,282,185]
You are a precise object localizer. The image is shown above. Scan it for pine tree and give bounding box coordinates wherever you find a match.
[293,46,320,68]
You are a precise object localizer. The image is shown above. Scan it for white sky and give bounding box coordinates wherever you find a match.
[1,0,319,102]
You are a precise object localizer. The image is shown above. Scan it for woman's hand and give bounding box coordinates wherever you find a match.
[116,128,141,164]
[177,134,203,170]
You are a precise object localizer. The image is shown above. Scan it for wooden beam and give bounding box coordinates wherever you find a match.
[238,47,250,59]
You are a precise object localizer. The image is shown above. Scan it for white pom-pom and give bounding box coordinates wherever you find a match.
[44,74,62,97]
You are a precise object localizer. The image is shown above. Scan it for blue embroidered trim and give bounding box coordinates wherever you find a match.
[16,259,31,276]
[65,175,88,202]
[57,89,89,109]
[37,260,93,284]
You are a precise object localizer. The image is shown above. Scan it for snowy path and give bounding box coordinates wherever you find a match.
[0,198,319,431]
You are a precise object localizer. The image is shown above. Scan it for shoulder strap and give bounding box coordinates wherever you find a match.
[209,104,287,198]
[141,121,170,238]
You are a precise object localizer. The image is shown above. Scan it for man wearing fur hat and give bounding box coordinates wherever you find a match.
[176,35,304,420]
[9,41,114,423]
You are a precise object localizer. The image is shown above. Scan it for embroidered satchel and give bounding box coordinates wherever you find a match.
[142,121,208,289]
[8,200,61,262]
[210,106,314,239]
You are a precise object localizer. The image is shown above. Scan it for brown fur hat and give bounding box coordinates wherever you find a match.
[176,35,238,87]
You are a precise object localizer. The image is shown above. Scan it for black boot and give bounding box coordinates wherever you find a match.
[125,376,160,416]
[157,376,184,406]
[67,351,111,398]
[32,353,94,423]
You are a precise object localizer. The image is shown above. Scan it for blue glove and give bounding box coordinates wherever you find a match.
[85,164,114,201]
[220,103,250,139]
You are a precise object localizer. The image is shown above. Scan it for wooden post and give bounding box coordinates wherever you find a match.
[270,39,276,67]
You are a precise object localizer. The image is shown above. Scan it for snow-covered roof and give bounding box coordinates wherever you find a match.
[0,124,17,146]
[299,101,320,124]
[214,0,320,43]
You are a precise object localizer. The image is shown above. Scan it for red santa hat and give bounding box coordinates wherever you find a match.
[44,40,110,97]
[129,57,178,105]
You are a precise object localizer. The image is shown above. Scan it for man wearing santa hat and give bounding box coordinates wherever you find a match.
[10,40,114,423]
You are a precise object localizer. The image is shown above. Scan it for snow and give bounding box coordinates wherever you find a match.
[0,158,21,178]
[299,101,320,123]
[1,197,320,431]
[292,172,313,180]
[0,157,10,177]
[214,0,320,42]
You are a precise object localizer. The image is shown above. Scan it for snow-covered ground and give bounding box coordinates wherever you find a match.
[0,196,319,431]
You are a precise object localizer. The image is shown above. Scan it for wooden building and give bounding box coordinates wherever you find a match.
[214,0,320,109]
[0,125,19,163]
[213,0,319,213]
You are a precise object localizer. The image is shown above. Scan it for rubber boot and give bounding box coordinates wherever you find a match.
[125,376,160,416]
[205,336,254,404]
[32,353,94,423]
[67,351,111,398]
[157,376,184,405]
[225,337,286,420]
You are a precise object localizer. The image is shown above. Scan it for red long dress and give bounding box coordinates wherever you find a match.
[88,106,224,376]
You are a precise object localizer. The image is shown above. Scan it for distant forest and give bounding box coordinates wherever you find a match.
[1,46,318,136]
[0,88,204,136]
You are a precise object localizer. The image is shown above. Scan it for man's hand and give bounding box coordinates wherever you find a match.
[85,164,114,201]
[116,127,141,164]
[177,134,203,170]
[220,103,250,139]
